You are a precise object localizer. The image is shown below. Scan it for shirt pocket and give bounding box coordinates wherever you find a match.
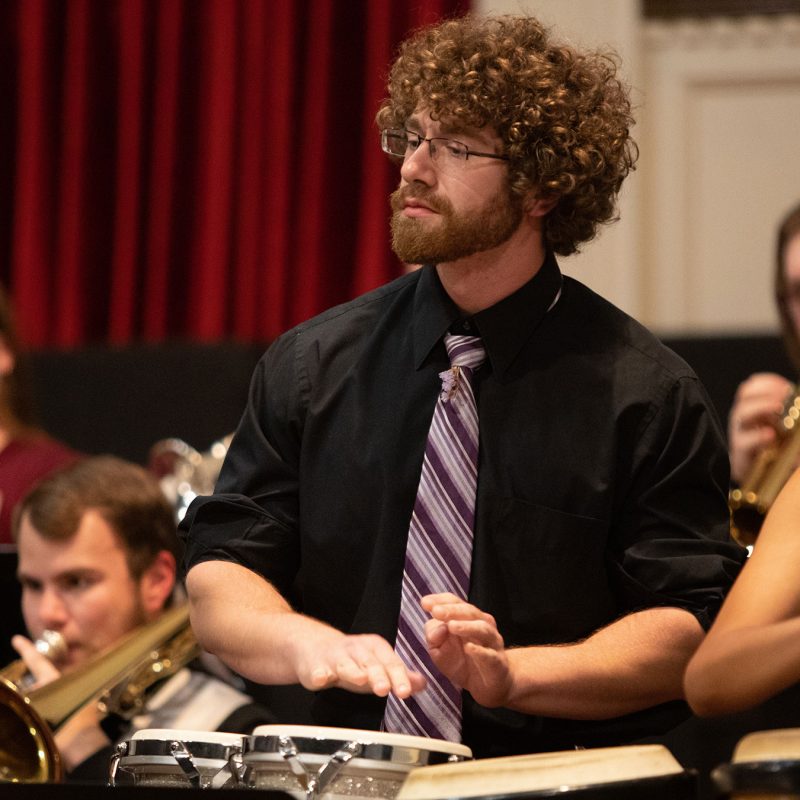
[476,496,615,643]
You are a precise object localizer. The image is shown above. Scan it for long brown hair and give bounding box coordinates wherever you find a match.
[775,202,800,371]
[0,284,37,429]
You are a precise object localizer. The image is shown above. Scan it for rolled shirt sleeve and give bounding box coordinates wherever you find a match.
[608,372,746,631]
[180,332,304,596]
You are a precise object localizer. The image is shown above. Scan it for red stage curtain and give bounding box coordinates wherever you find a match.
[0,0,467,348]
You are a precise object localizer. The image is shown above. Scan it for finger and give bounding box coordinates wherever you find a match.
[734,427,778,454]
[446,619,504,649]
[356,639,419,698]
[420,593,461,610]
[11,635,61,684]
[733,398,785,430]
[735,373,793,400]
[429,601,494,625]
[408,671,427,694]
[382,661,417,698]
[335,656,370,687]
[425,618,449,649]
[307,663,337,690]
[11,634,34,659]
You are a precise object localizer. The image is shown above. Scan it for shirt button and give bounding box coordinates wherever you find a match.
[463,320,471,331]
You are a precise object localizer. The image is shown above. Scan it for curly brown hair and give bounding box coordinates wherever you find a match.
[376,14,638,256]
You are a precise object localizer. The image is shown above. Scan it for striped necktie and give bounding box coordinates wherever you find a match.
[383,333,486,743]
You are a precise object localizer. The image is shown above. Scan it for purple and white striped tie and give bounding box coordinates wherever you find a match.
[383,333,486,743]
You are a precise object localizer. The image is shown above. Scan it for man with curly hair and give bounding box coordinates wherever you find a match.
[181,15,745,756]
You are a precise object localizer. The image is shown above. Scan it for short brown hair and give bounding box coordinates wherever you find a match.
[376,14,638,256]
[13,456,180,580]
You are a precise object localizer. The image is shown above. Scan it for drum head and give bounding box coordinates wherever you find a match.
[396,745,694,800]
[713,728,800,797]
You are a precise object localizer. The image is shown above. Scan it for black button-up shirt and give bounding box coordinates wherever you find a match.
[181,254,745,756]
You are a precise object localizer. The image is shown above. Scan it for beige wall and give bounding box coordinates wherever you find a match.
[475,0,800,336]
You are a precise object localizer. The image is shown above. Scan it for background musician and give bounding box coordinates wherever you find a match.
[181,13,745,758]
[11,456,273,782]
[0,283,79,546]
[728,201,800,485]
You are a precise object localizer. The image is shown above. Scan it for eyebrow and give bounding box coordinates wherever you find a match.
[17,567,98,585]
[405,116,465,137]
[404,116,496,148]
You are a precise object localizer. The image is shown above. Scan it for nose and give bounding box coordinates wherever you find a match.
[37,587,69,630]
[400,140,437,185]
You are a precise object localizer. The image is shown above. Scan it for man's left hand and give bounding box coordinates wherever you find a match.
[422,593,513,708]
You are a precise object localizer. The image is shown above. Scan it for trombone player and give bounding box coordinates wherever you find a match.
[8,456,271,781]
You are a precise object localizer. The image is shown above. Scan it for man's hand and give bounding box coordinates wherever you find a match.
[12,634,111,771]
[422,592,512,708]
[729,373,794,483]
[291,630,427,699]
[11,634,62,688]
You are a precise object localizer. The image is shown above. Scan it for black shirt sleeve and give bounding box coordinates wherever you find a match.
[179,333,305,595]
[608,371,745,630]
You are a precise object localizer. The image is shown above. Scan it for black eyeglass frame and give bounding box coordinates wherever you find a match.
[381,129,509,163]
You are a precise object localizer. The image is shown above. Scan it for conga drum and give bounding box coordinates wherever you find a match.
[712,728,800,799]
[396,744,695,800]
[241,724,472,799]
[109,728,244,788]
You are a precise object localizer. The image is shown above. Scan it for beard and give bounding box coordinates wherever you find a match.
[390,181,524,265]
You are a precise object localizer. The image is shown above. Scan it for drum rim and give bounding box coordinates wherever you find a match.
[130,728,244,745]
[120,738,242,760]
[249,725,472,758]
[242,735,470,769]
[712,759,800,793]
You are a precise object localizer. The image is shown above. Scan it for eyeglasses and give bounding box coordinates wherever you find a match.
[381,129,509,167]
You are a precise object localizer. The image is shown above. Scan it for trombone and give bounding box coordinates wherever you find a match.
[0,603,198,783]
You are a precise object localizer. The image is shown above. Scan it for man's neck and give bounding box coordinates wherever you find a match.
[435,221,547,315]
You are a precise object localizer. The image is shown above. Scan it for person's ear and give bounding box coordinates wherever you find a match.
[138,550,177,617]
[524,193,558,218]
[0,334,16,378]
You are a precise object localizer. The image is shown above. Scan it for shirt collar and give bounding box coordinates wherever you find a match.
[412,251,563,379]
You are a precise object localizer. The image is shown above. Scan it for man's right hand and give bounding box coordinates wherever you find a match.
[290,629,426,699]
[729,372,794,483]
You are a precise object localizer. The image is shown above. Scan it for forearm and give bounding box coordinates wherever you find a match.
[684,616,800,716]
[185,559,423,698]
[504,607,703,719]
[185,560,342,685]
[684,469,800,715]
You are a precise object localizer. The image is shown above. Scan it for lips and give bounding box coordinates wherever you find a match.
[391,185,441,213]
[404,198,435,212]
